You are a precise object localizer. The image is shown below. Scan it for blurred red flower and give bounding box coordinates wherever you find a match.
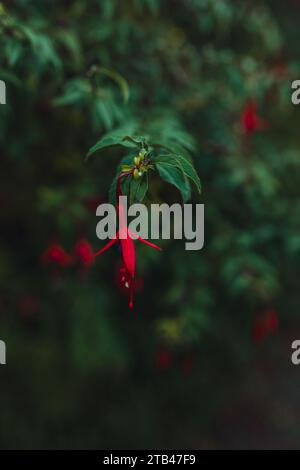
[264,309,279,333]
[241,101,268,134]
[41,243,73,267]
[115,262,144,295]
[75,239,94,266]
[252,309,279,343]
[156,348,172,370]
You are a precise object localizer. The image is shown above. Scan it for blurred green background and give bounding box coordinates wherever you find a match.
[1,0,300,449]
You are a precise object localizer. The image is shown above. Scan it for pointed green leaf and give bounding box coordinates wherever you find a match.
[130,174,148,204]
[156,162,191,202]
[86,122,138,159]
[154,154,201,194]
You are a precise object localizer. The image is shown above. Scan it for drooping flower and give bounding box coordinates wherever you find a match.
[41,243,73,267]
[264,309,279,333]
[94,170,161,308]
[75,239,94,266]
[241,101,268,134]
[252,309,279,343]
[116,261,144,296]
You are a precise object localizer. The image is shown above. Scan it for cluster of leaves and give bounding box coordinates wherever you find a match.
[87,116,201,203]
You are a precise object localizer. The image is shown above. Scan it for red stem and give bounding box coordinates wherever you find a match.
[116,171,132,199]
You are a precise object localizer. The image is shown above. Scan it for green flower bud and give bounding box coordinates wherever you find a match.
[139,148,147,158]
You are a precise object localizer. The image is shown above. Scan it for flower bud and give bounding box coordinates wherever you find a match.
[133,168,140,180]
[121,164,132,172]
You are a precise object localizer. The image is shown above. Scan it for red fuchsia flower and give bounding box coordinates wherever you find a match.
[75,239,94,266]
[241,101,268,134]
[94,171,161,309]
[41,243,73,267]
[252,309,279,343]
[156,348,172,370]
[132,272,144,293]
[116,262,132,293]
[264,309,279,333]
[116,262,144,295]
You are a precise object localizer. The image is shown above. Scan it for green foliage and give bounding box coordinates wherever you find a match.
[0,0,299,449]
[156,162,191,202]
[130,174,149,204]
[87,122,138,157]
[87,115,200,202]
[154,154,201,194]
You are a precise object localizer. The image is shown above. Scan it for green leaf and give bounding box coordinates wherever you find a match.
[21,26,61,69]
[53,78,91,107]
[0,69,22,87]
[5,40,22,66]
[108,175,118,205]
[122,135,147,148]
[93,98,114,130]
[130,174,148,204]
[156,162,191,202]
[151,141,192,160]
[176,156,201,194]
[155,154,201,194]
[86,122,138,159]
[55,30,82,69]
[145,112,196,154]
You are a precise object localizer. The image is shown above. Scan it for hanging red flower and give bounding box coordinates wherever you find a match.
[94,171,161,309]
[41,243,73,267]
[241,101,268,134]
[264,309,279,333]
[116,261,144,295]
[75,239,94,266]
[252,309,279,343]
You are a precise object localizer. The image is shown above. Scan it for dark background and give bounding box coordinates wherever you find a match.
[0,0,300,449]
